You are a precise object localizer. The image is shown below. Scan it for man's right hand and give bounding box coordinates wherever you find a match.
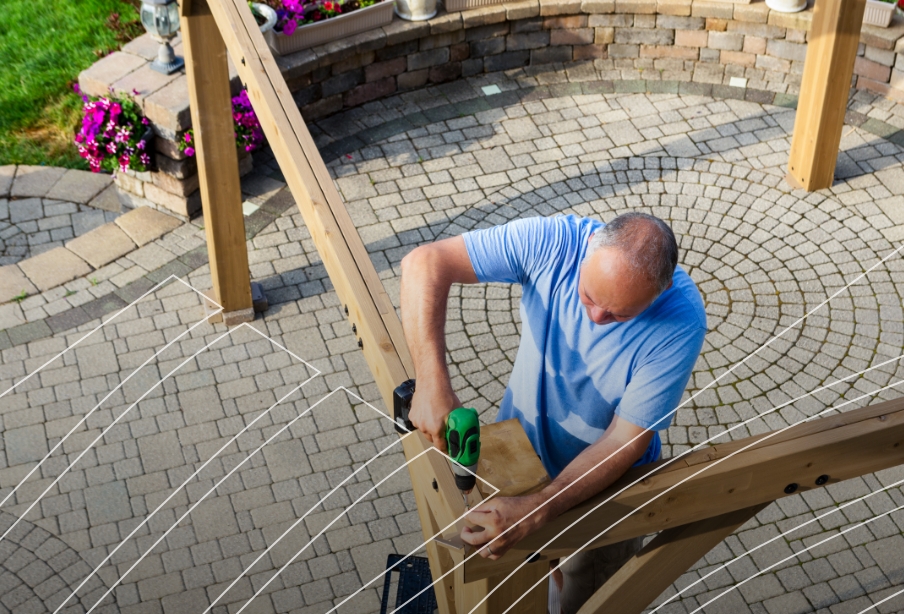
[408,385,461,454]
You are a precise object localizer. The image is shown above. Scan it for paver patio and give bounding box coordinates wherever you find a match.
[1,70,904,614]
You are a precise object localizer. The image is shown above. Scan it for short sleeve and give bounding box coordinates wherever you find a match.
[461,216,570,285]
[615,325,706,432]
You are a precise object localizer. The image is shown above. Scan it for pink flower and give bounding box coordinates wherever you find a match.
[140,153,150,165]
[284,18,297,35]
[142,117,149,125]
[184,146,195,157]
[137,140,145,150]
[185,132,192,143]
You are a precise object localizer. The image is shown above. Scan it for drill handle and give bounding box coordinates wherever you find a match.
[393,379,417,434]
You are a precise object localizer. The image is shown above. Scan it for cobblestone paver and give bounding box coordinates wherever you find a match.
[1,73,904,614]
[0,167,119,267]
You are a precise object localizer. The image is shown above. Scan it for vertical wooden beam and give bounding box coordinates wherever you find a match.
[576,504,768,614]
[181,0,254,324]
[456,562,549,614]
[786,0,866,191]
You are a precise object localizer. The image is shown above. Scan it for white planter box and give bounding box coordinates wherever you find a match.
[264,1,394,55]
[765,0,806,13]
[445,0,505,12]
[863,0,896,27]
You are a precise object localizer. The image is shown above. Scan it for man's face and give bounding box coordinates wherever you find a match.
[578,245,664,326]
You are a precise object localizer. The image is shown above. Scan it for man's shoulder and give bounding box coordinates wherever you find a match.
[659,266,708,330]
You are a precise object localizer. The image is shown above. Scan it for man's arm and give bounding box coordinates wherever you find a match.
[400,236,478,452]
[460,415,653,559]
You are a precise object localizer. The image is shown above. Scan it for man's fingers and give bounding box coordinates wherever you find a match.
[432,429,447,453]
[460,525,490,547]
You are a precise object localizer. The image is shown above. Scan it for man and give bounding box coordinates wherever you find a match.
[399,212,707,613]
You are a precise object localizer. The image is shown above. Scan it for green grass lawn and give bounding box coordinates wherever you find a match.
[0,0,142,168]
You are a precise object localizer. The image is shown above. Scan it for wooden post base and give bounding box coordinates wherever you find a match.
[202,289,258,325]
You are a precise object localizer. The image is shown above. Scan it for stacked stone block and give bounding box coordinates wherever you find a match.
[78,0,904,219]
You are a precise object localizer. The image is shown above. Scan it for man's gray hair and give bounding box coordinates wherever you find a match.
[585,212,678,296]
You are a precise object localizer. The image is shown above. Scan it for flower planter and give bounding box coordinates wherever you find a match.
[264,1,394,55]
[764,0,806,13]
[445,0,503,13]
[863,0,896,27]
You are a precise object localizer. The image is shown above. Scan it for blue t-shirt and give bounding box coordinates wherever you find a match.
[462,215,707,479]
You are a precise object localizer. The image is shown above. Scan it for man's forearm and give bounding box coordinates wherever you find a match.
[532,426,652,526]
[400,247,455,388]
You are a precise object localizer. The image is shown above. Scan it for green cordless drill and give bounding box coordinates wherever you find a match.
[394,379,481,507]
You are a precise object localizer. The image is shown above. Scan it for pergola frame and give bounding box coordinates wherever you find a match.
[177,1,898,612]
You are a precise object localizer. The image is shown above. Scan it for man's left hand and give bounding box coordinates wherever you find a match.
[460,494,547,560]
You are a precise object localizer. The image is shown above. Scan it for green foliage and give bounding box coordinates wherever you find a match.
[0,0,141,167]
[11,290,28,303]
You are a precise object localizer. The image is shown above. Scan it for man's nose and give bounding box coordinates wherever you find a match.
[589,306,609,324]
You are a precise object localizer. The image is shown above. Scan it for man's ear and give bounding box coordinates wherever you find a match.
[587,232,594,244]
[666,280,673,291]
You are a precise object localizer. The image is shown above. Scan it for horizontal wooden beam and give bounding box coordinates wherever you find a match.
[463,397,904,581]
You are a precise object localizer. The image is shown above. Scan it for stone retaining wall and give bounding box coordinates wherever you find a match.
[78,0,904,219]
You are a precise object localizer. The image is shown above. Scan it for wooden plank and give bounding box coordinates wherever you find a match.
[414,477,459,614]
[181,0,252,315]
[477,419,550,499]
[463,396,904,581]
[457,560,549,614]
[786,0,866,191]
[210,0,412,414]
[577,503,768,614]
[210,0,467,535]
[199,3,515,612]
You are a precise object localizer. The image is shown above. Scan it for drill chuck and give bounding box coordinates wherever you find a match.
[452,463,478,494]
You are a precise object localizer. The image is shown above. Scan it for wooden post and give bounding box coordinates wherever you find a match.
[786,0,866,191]
[181,0,254,324]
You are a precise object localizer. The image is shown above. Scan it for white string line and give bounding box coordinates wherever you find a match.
[233,446,436,614]
[0,274,212,401]
[856,585,904,614]
[325,486,502,613]
[81,386,394,614]
[56,372,320,614]
[688,498,904,614]
[388,239,904,613]
[651,475,904,613]
[495,379,904,614]
[327,506,496,614]
[384,353,904,613]
[202,434,406,614]
[0,311,218,511]
[0,323,239,544]
[213,400,501,614]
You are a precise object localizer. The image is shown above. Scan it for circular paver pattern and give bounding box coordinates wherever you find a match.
[0,512,119,614]
[300,89,903,613]
[2,82,904,614]
[0,198,120,266]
